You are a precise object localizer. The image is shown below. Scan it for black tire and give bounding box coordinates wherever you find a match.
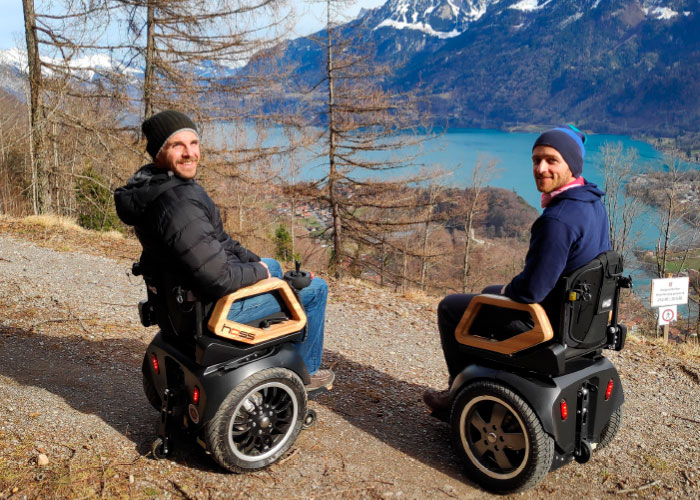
[451,381,554,494]
[597,406,622,450]
[142,355,161,411]
[205,367,306,473]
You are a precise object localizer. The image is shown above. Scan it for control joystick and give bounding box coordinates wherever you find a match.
[284,261,313,291]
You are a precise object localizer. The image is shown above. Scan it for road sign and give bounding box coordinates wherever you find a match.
[657,305,677,326]
[650,277,689,307]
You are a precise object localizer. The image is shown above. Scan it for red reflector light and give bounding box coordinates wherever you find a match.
[151,353,160,374]
[560,400,568,420]
[192,386,200,405]
[605,379,614,401]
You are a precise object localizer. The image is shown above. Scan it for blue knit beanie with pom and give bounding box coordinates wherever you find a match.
[533,125,586,178]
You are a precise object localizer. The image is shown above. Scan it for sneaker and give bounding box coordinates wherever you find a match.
[423,388,451,412]
[306,369,335,392]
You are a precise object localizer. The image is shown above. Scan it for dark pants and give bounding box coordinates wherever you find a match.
[438,285,533,382]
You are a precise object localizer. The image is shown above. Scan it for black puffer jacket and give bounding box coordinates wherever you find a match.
[114,164,267,300]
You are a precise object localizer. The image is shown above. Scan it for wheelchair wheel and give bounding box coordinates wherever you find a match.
[206,367,306,473]
[597,406,622,450]
[451,381,554,494]
[142,355,161,411]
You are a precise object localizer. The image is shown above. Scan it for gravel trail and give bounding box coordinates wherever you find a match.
[1,230,699,499]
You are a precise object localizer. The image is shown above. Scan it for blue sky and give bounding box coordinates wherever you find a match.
[0,0,385,51]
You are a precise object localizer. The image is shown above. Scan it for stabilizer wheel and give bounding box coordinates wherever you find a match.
[151,437,168,460]
[575,440,592,463]
[205,367,306,473]
[303,409,317,429]
[451,381,554,494]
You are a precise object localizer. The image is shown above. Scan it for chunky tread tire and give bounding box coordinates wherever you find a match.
[205,367,306,473]
[451,381,554,494]
[142,355,161,411]
[597,406,622,450]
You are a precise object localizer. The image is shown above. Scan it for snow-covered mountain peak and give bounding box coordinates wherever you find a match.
[372,0,494,39]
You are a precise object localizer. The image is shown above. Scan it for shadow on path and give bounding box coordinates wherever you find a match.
[315,350,470,482]
[0,326,471,482]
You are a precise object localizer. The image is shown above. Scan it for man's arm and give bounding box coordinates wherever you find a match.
[504,217,578,304]
[209,200,261,264]
[221,236,261,263]
[158,198,268,298]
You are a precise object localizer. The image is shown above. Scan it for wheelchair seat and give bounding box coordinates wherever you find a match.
[454,251,630,376]
[135,261,307,367]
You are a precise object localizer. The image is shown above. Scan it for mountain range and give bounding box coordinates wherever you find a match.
[269,0,700,139]
[3,0,699,140]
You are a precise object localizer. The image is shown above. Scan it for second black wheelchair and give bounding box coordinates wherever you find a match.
[433,251,631,493]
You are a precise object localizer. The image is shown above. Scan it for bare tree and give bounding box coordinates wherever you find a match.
[599,141,644,261]
[304,0,436,277]
[21,0,48,213]
[460,155,500,292]
[117,0,294,122]
[652,154,697,278]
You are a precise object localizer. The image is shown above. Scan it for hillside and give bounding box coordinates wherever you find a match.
[0,216,699,499]
[259,0,700,141]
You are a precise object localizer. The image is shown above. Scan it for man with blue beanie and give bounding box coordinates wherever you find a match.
[424,125,611,411]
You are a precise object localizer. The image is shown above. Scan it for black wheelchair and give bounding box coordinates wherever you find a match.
[133,261,326,472]
[437,251,631,493]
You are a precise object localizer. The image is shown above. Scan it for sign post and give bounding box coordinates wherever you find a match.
[650,276,689,343]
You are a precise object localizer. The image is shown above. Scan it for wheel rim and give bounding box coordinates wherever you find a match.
[459,395,530,480]
[227,381,299,462]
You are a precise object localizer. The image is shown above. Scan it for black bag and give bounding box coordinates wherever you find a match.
[542,251,623,350]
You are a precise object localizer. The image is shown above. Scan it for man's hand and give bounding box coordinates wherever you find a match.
[259,261,271,278]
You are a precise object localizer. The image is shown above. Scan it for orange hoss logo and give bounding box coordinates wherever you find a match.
[222,325,256,341]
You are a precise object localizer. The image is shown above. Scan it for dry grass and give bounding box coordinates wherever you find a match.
[0,214,139,263]
[22,214,86,232]
[0,438,151,499]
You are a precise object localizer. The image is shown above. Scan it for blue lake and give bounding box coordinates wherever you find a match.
[413,128,663,212]
[297,127,698,319]
[300,127,663,209]
[300,127,676,249]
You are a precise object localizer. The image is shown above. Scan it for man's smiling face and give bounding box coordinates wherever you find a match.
[155,130,200,180]
[532,145,573,194]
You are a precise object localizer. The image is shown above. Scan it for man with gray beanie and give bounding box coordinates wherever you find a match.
[115,110,334,391]
[424,124,611,412]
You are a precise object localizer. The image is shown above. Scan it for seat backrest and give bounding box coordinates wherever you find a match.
[541,251,624,350]
[134,255,205,346]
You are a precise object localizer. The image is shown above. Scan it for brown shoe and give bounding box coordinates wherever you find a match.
[306,369,335,392]
[423,388,451,412]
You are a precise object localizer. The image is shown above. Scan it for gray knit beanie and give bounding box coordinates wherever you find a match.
[142,110,199,159]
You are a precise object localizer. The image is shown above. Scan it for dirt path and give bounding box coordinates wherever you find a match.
[1,223,699,499]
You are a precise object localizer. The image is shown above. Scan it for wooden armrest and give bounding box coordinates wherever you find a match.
[454,294,554,355]
[207,278,307,344]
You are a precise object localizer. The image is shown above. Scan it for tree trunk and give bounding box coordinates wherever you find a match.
[22,0,49,214]
[462,194,478,293]
[326,5,342,276]
[143,1,156,120]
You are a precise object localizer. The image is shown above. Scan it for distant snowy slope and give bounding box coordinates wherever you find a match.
[371,0,494,38]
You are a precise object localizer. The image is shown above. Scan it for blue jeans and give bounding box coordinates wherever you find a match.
[226,259,327,374]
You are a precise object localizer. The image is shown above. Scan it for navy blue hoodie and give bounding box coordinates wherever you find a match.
[504,181,611,304]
